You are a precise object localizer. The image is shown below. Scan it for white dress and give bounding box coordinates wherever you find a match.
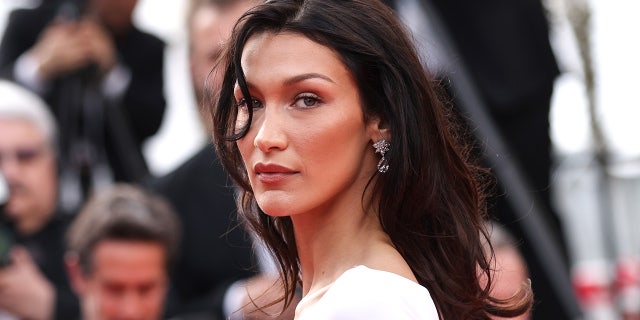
[295,265,439,319]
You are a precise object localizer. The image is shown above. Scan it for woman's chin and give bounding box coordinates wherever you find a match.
[255,191,298,217]
[257,201,294,217]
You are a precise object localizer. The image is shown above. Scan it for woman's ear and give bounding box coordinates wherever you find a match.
[367,115,390,142]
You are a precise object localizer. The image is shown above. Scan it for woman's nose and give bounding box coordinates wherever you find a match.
[253,106,288,153]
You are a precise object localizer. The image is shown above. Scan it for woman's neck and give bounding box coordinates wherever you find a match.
[291,203,397,296]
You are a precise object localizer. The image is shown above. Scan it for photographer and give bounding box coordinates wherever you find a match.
[0,0,166,209]
[0,80,78,320]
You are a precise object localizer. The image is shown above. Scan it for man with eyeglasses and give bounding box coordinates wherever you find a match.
[0,80,79,319]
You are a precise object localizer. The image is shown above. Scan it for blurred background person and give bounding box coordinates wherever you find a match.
[0,0,166,211]
[482,221,531,320]
[155,0,296,319]
[65,184,179,320]
[0,80,78,319]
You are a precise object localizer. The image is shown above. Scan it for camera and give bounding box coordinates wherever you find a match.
[56,0,88,22]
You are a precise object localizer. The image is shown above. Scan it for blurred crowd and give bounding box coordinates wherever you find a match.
[0,0,638,319]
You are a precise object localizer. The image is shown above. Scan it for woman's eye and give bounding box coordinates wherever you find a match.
[294,94,320,108]
[251,98,263,109]
[235,97,262,133]
[237,98,263,109]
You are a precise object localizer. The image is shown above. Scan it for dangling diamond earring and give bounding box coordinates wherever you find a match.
[373,139,390,173]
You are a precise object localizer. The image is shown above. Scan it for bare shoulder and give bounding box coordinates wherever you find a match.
[362,242,418,283]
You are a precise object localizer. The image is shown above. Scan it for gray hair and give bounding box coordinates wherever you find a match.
[0,80,57,147]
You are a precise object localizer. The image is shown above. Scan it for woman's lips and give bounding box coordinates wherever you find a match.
[254,163,298,184]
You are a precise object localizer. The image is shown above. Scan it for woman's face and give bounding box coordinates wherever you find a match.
[235,32,381,217]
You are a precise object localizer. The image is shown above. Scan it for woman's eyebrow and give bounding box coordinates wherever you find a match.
[234,72,334,95]
[282,73,335,86]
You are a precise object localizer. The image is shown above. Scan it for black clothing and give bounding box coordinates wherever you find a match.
[15,212,79,319]
[0,4,165,187]
[153,146,257,319]
[429,0,559,114]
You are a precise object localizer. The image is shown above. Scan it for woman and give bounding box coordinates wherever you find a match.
[212,0,532,319]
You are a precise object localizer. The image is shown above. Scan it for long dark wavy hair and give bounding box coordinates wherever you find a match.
[211,0,532,318]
